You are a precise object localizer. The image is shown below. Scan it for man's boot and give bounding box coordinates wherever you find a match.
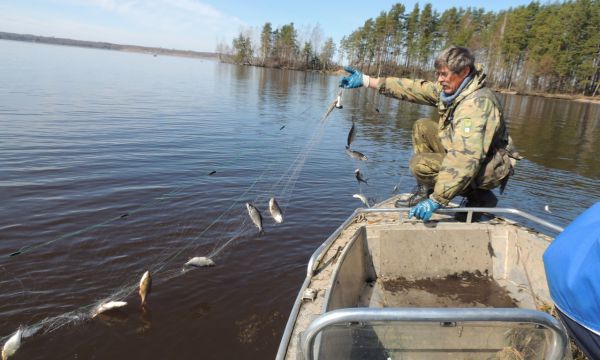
[395,184,433,208]
[455,189,498,222]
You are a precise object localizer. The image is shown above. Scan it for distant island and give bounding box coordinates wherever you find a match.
[0,31,218,59]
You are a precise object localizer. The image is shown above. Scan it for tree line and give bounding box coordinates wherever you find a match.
[221,0,599,96]
[217,22,337,71]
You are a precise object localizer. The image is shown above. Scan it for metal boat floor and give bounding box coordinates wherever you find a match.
[362,273,519,308]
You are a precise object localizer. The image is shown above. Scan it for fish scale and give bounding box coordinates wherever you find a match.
[269,197,284,224]
[347,120,356,148]
[246,202,264,235]
[345,147,368,161]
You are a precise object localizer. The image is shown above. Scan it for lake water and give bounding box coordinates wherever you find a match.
[1,39,599,359]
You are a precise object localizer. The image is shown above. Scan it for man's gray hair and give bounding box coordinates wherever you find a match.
[434,46,475,73]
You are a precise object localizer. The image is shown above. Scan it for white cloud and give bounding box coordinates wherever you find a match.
[168,0,222,18]
[0,0,246,51]
[75,0,239,26]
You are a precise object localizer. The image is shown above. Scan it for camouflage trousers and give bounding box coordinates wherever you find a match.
[408,118,510,195]
[409,119,445,189]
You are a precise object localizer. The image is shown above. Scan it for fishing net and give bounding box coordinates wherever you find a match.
[0,86,351,349]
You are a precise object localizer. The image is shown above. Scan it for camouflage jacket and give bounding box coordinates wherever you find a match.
[378,65,514,205]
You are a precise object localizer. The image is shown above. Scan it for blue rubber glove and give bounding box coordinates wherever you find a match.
[339,66,365,88]
[408,198,441,222]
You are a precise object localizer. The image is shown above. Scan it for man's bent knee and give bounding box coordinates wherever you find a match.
[413,118,437,135]
[409,154,442,187]
[412,118,444,155]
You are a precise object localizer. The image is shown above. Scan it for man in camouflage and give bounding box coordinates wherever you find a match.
[340,46,518,221]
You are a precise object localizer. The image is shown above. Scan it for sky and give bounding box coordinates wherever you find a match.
[0,0,540,53]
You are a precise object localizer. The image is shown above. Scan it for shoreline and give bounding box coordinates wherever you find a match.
[494,89,600,104]
[0,31,217,60]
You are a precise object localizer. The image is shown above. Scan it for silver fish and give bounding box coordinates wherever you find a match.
[269,197,284,224]
[345,146,368,161]
[353,194,370,207]
[2,328,22,360]
[354,169,368,185]
[139,271,152,307]
[347,120,356,147]
[395,193,412,206]
[184,256,215,267]
[324,98,337,119]
[92,301,128,318]
[1,325,42,360]
[246,202,264,235]
[324,90,343,120]
[335,90,343,109]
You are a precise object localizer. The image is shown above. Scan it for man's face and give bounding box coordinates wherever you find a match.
[436,66,470,95]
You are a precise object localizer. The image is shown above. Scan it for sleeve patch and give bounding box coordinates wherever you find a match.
[461,118,473,136]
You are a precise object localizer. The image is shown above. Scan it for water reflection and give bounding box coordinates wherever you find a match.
[500,95,600,179]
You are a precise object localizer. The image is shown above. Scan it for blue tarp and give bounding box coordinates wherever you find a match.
[544,202,600,334]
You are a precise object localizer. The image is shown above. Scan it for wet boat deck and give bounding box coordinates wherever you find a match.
[362,273,519,309]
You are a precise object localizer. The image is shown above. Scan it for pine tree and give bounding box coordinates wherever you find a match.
[259,23,273,66]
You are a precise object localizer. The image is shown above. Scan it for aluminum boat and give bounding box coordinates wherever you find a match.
[277,195,570,360]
